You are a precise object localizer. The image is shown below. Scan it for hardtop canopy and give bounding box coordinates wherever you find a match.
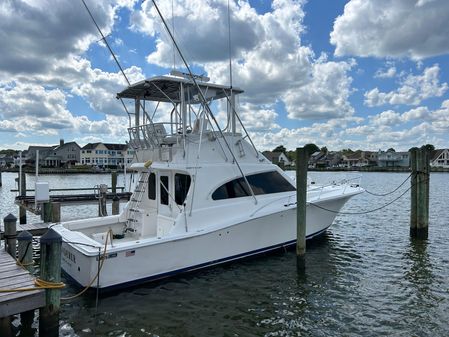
[116,75,244,104]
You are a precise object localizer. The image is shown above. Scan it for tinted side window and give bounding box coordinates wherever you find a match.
[160,176,169,205]
[247,171,295,195]
[148,173,156,200]
[212,171,294,200]
[175,174,191,205]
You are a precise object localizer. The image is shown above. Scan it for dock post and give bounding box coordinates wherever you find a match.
[296,144,318,268]
[52,202,61,222]
[98,184,108,217]
[43,202,53,223]
[296,147,307,258]
[43,202,60,222]
[410,147,430,239]
[17,230,35,332]
[410,147,418,235]
[112,195,120,215]
[0,317,12,337]
[39,229,62,337]
[3,214,17,257]
[112,170,117,194]
[416,147,430,239]
[19,170,27,224]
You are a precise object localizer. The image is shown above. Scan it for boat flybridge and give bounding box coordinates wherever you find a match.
[52,72,363,289]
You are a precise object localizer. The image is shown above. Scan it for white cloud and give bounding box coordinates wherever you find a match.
[364,65,448,107]
[374,66,397,79]
[330,0,449,59]
[132,0,355,122]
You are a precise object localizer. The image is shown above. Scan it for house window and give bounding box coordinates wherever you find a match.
[212,171,295,200]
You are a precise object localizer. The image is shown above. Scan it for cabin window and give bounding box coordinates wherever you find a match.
[148,173,156,200]
[175,174,191,205]
[160,176,169,205]
[212,171,295,200]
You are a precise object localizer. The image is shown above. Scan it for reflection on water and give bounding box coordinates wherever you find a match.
[2,171,449,336]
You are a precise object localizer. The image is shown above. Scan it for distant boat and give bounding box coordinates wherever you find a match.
[52,73,363,289]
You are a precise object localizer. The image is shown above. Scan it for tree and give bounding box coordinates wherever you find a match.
[422,144,435,152]
[387,147,396,152]
[320,146,328,154]
[272,145,287,154]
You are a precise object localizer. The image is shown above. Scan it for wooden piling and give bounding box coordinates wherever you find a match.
[98,184,108,217]
[52,202,61,222]
[43,202,53,223]
[3,214,17,257]
[410,148,418,233]
[39,229,62,337]
[0,168,2,187]
[17,230,35,333]
[112,170,117,194]
[112,195,120,215]
[0,317,12,337]
[296,147,307,257]
[19,171,27,224]
[410,147,430,239]
[17,230,33,273]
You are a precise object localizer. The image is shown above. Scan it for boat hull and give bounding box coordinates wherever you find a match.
[59,194,351,289]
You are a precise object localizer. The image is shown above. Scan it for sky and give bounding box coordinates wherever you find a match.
[1,0,449,152]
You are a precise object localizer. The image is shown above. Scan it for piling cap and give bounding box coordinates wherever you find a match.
[17,230,33,241]
[40,228,62,244]
[4,213,17,223]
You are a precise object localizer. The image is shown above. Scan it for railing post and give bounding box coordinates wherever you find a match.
[3,214,17,257]
[39,229,62,337]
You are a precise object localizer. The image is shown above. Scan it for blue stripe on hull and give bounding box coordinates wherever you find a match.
[63,226,330,293]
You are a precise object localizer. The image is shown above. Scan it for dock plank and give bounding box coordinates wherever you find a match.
[0,250,44,318]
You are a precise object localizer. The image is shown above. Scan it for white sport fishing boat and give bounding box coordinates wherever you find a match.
[52,72,363,289]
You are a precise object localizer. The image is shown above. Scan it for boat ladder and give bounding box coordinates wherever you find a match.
[125,171,150,232]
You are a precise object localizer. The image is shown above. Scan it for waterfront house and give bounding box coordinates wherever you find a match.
[25,146,54,166]
[43,140,81,167]
[341,151,377,168]
[80,142,134,168]
[377,150,410,167]
[0,154,14,167]
[262,151,292,167]
[430,149,449,168]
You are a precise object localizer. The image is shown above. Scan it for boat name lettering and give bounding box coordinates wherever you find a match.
[62,248,76,264]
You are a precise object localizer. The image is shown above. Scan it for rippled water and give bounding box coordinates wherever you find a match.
[1,171,449,336]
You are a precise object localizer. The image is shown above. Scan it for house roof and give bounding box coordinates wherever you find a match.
[82,143,127,151]
[431,149,446,161]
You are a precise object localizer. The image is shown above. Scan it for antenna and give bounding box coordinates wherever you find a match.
[151,0,258,204]
[172,0,176,70]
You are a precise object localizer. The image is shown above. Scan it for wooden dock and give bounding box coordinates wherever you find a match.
[0,250,45,318]
[0,222,49,240]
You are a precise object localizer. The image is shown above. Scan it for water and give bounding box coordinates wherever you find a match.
[1,171,449,336]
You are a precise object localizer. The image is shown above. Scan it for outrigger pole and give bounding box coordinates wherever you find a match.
[151,0,258,204]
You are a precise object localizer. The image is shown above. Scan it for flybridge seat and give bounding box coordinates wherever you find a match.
[116,75,244,103]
